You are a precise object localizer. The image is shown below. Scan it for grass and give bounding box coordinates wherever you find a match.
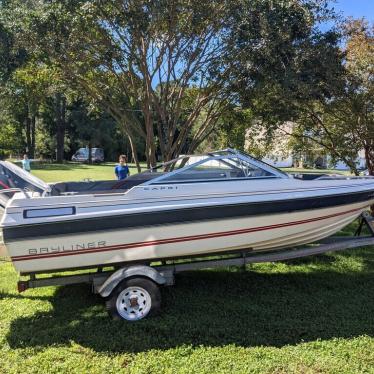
[29,162,146,183]
[1,163,373,373]
[1,237,374,373]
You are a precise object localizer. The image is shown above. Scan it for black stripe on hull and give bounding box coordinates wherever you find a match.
[3,189,374,241]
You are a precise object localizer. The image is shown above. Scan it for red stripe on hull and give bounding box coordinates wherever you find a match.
[11,206,363,262]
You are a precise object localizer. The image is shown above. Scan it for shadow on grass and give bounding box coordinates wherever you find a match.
[6,262,374,353]
[282,253,337,266]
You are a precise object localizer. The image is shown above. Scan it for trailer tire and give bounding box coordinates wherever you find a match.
[105,277,161,321]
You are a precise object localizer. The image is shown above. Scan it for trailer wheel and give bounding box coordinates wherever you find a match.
[105,277,161,321]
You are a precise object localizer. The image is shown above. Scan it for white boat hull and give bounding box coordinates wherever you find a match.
[7,200,372,273]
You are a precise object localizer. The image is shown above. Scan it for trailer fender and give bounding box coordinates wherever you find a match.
[98,265,166,298]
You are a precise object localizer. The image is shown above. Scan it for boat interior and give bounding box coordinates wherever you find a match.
[50,172,165,195]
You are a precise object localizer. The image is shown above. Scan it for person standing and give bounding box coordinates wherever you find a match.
[114,155,130,180]
[22,154,31,172]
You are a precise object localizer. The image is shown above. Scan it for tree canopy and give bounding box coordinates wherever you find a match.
[272,19,373,174]
[1,0,340,168]
[1,0,370,174]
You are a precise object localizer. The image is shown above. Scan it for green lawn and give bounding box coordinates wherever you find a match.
[1,239,374,373]
[0,164,373,373]
[28,162,146,183]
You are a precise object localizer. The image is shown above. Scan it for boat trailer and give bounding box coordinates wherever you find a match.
[11,211,374,321]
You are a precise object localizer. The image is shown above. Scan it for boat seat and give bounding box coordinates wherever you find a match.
[50,180,120,196]
[50,172,167,196]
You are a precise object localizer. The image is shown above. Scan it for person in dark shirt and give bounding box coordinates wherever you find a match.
[115,155,130,180]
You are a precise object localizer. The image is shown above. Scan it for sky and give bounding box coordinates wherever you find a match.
[318,0,373,32]
[332,0,374,21]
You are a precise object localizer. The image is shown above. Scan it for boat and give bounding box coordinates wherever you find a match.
[1,149,374,275]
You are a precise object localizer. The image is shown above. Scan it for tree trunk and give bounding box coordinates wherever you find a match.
[88,142,92,164]
[364,145,374,214]
[25,115,36,158]
[30,115,36,158]
[144,103,157,168]
[364,145,374,176]
[25,116,31,156]
[55,93,67,163]
[126,130,141,172]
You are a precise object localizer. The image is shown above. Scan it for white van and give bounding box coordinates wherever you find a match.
[71,148,104,163]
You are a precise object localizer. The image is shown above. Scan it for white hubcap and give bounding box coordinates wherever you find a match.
[116,286,152,321]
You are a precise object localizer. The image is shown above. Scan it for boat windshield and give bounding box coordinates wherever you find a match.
[210,149,289,178]
[139,149,288,184]
[143,154,211,174]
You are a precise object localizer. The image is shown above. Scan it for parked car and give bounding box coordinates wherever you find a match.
[71,148,104,163]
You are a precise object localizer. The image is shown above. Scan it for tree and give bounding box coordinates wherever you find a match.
[196,107,253,153]
[2,0,338,169]
[0,15,28,158]
[44,90,69,163]
[344,19,374,174]
[2,0,232,168]
[1,63,56,158]
[241,17,373,175]
[228,0,342,111]
[0,18,26,82]
[68,98,141,163]
[284,19,373,175]
[1,16,71,161]
[0,119,23,158]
